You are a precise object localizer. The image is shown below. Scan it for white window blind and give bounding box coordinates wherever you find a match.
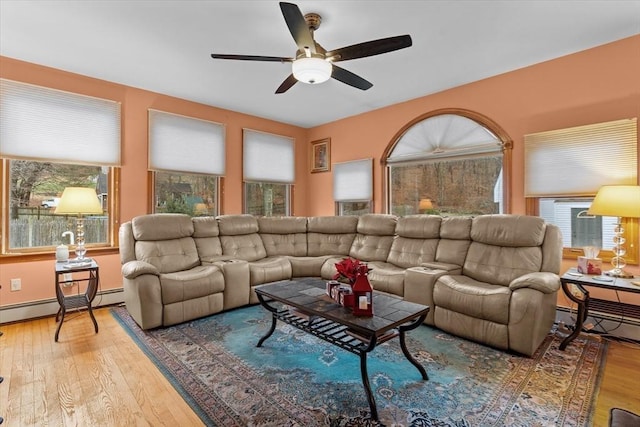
[524,118,637,197]
[388,114,502,164]
[243,129,294,183]
[149,110,225,175]
[333,158,373,202]
[0,79,121,165]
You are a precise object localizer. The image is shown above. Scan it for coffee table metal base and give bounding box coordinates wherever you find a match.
[256,294,428,421]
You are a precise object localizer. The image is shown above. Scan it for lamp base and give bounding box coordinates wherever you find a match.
[604,268,634,279]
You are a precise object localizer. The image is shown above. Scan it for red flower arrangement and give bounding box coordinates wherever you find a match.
[333,257,370,284]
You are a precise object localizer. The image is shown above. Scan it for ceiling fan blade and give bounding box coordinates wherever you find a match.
[275,74,298,94]
[211,54,294,63]
[279,2,316,55]
[331,65,373,91]
[326,35,412,62]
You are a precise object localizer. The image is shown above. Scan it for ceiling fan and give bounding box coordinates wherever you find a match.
[210,2,412,94]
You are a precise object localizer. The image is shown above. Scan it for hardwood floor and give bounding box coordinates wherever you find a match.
[1,306,638,426]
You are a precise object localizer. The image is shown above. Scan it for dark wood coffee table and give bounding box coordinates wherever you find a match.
[254,277,430,421]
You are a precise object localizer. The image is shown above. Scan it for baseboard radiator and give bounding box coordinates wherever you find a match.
[0,288,124,324]
[555,305,640,342]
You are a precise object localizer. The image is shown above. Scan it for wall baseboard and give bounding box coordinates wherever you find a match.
[2,294,639,343]
[0,288,124,324]
[555,306,640,342]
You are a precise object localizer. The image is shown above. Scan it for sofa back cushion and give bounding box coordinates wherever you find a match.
[218,214,267,261]
[436,216,472,266]
[135,238,201,274]
[387,215,440,267]
[258,216,308,256]
[127,213,200,273]
[192,216,222,260]
[132,213,194,241]
[464,215,547,286]
[349,214,397,262]
[307,216,358,256]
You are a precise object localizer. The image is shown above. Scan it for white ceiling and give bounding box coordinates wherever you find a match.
[1,1,639,128]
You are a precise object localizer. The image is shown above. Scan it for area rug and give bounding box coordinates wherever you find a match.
[111,305,607,427]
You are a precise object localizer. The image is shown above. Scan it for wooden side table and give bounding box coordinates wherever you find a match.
[54,260,100,342]
[559,268,640,350]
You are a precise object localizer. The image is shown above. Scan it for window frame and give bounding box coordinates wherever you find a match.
[524,118,638,265]
[382,108,513,215]
[1,160,120,261]
[333,158,373,216]
[0,79,121,261]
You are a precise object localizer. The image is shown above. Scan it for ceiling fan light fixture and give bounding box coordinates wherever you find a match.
[292,57,331,84]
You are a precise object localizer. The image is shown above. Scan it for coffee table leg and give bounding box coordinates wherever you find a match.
[256,293,278,347]
[359,351,378,421]
[399,330,429,380]
[398,314,429,380]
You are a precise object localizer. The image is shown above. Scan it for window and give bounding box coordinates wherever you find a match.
[0,79,120,255]
[244,183,289,216]
[5,160,110,251]
[539,198,615,249]
[333,159,373,216]
[149,110,224,216]
[243,129,294,216]
[524,118,638,263]
[154,171,219,216]
[384,110,511,216]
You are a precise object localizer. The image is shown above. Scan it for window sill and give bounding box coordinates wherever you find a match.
[0,247,120,264]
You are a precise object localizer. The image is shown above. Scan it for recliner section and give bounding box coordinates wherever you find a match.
[119,212,562,356]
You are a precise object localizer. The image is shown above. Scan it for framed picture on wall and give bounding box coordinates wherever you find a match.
[311,138,330,173]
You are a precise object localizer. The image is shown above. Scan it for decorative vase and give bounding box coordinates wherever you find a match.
[351,264,373,316]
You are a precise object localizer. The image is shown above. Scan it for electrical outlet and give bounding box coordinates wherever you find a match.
[63,273,73,282]
[10,278,21,291]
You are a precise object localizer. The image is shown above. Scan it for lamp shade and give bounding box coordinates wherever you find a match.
[419,198,434,210]
[587,185,640,218]
[55,187,103,215]
[292,57,332,84]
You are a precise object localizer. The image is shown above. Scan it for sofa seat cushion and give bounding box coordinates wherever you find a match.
[367,261,406,297]
[434,275,511,324]
[160,265,225,304]
[249,256,292,286]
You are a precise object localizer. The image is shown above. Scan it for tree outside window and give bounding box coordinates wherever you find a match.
[244,182,289,217]
[154,171,218,216]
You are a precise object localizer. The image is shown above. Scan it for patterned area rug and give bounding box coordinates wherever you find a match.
[111,305,607,426]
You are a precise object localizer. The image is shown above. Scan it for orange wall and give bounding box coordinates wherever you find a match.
[1,35,639,310]
[0,56,308,307]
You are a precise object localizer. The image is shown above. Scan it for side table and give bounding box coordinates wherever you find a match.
[54,260,100,342]
[559,268,640,350]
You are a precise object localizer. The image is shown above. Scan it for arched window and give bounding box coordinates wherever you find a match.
[383,108,512,215]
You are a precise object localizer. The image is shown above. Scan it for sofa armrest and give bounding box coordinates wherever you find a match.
[509,272,560,294]
[122,260,159,279]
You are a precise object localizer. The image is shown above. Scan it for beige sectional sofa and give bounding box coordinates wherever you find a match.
[119,213,562,356]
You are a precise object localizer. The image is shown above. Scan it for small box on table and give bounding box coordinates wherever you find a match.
[577,256,602,275]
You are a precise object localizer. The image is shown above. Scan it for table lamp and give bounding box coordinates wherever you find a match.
[587,185,640,278]
[55,187,103,261]
[419,198,434,213]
